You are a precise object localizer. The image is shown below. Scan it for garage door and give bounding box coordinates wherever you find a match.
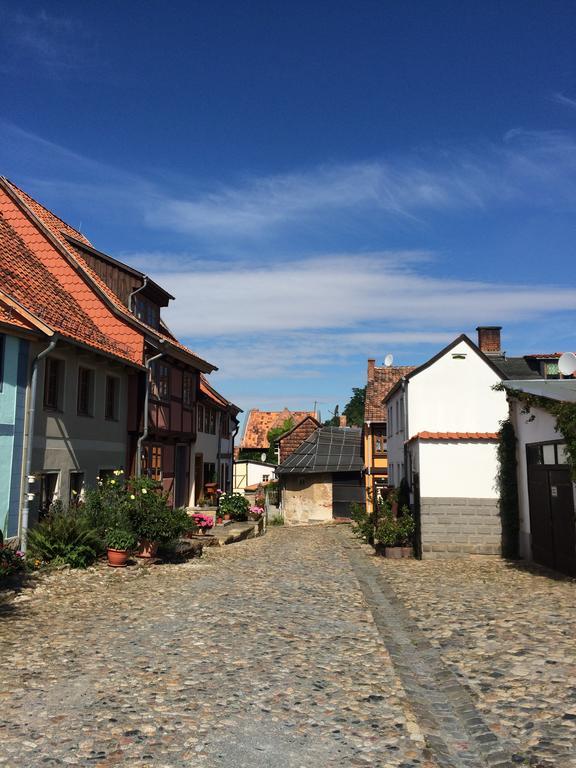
[332,472,364,519]
[527,442,576,577]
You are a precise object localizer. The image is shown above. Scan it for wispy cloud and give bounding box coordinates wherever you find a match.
[0,9,95,78]
[552,92,576,109]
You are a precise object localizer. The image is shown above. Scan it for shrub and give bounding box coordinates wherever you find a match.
[83,470,130,537]
[27,508,101,568]
[350,503,375,544]
[126,476,176,543]
[375,505,415,547]
[0,546,26,581]
[219,493,250,521]
[105,528,137,551]
[269,514,284,526]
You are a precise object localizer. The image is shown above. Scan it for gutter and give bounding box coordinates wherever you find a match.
[136,342,165,478]
[20,336,58,553]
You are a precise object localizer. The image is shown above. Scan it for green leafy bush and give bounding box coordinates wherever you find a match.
[350,502,375,544]
[375,505,415,547]
[269,514,284,526]
[126,477,191,543]
[105,528,137,551]
[83,470,130,537]
[0,546,26,581]
[219,492,250,521]
[27,508,101,568]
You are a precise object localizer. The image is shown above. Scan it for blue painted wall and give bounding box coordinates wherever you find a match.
[0,334,29,538]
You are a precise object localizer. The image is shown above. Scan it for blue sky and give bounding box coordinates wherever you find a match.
[2,1,576,419]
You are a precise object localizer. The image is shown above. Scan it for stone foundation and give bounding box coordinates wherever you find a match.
[420,497,501,559]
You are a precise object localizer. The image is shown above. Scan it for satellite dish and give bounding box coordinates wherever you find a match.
[260,452,267,462]
[558,352,576,376]
[384,353,394,367]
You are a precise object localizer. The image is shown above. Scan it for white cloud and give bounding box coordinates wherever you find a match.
[148,252,576,337]
[552,92,576,109]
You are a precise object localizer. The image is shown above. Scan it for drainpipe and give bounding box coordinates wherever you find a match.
[401,377,410,488]
[231,418,239,493]
[20,336,58,553]
[136,342,165,478]
[128,275,149,313]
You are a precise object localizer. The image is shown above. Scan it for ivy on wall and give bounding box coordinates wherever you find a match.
[496,419,520,559]
[495,383,576,481]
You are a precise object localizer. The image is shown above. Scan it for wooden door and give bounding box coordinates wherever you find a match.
[194,454,203,506]
[174,445,189,508]
[528,465,576,576]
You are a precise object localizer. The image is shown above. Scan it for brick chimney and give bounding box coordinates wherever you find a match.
[367,359,375,382]
[339,415,347,427]
[476,326,502,355]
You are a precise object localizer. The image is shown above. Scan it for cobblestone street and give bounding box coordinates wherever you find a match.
[0,526,575,768]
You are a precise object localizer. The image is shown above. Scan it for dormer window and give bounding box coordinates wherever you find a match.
[134,295,160,329]
[542,361,560,379]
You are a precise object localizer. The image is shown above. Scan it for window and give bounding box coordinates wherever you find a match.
[44,357,64,411]
[262,474,270,482]
[221,414,231,439]
[69,471,84,505]
[373,427,387,455]
[151,362,169,401]
[204,407,211,433]
[209,409,216,435]
[142,445,163,481]
[133,295,160,329]
[105,375,120,421]
[197,404,204,432]
[543,361,560,379]
[527,442,568,466]
[77,367,94,416]
[38,472,59,518]
[183,374,194,408]
[203,461,216,485]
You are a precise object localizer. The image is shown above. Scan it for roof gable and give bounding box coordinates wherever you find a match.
[365,365,415,422]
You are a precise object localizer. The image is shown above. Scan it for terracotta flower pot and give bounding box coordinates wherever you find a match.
[107,548,129,567]
[137,540,159,558]
[384,546,403,559]
[223,514,231,521]
[401,546,414,558]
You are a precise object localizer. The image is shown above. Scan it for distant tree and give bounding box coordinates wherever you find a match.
[266,417,295,464]
[323,404,340,427]
[342,387,366,427]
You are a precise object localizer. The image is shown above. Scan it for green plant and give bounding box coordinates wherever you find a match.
[0,546,26,581]
[267,417,295,463]
[375,506,415,547]
[350,502,375,544]
[497,419,520,559]
[83,470,130,537]
[269,514,284,526]
[219,492,250,521]
[105,528,137,551]
[27,508,101,568]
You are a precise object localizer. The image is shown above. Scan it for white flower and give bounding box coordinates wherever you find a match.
[141,488,147,494]
[130,494,136,500]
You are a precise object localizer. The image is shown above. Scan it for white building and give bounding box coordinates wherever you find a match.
[503,377,576,577]
[385,327,530,558]
[233,459,277,493]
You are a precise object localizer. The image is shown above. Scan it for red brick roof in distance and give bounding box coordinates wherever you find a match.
[411,432,499,441]
[241,408,317,450]
[364,360,416,422]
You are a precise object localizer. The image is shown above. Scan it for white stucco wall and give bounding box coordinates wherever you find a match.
[418,441,499,498]
[387,338,508,492]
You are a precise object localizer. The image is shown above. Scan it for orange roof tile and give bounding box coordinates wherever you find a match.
[200,375,241,413]
[411,431,499,441]
[1,179,215,372]
[0,297,38,333]
[241,408,317,450]
[0,210,139,363]
[365,363,416,422]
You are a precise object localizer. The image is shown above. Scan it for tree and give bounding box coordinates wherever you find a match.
[266,417,295,464]
[342,386,366,427]
[323,404,340,427]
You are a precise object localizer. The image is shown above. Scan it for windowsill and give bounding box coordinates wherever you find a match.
[77,413,94,419]
[44,406,63,413]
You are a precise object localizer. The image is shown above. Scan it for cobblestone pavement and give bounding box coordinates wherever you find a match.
[369,542,576,768]
[0,527,574,768]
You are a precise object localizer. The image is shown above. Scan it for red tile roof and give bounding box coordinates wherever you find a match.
[1,179,215,372]
[365,363,416,422]
[200,374,241,414]
[0,297,39,333]
[241,408,317,449]
[411,431,499,441]
[0,210,139,363]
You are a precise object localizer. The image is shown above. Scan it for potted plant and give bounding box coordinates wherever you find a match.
[105,528,137,567]
[375,506,415,558]
[190,512,214,534]
[127,477,177,557]
[219,492,250,522]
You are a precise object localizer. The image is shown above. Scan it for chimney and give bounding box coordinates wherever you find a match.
[367,359,375,382]
[339,415,347,427]
[476,326,502,356]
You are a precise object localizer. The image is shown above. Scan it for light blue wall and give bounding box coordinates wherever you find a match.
[0,335,29,538]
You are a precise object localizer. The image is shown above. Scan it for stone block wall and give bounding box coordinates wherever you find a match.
[420,497,502,559]
[282,473,332,525]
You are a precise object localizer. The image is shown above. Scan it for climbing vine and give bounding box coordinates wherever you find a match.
[496,419,519,559]
[494,383,576,481]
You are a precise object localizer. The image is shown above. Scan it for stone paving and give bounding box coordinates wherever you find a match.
[0,526,574,768]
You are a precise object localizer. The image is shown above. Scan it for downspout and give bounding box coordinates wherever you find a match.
[20,336,58,553]
[136,342,165,478]
[231,418,240,493]
[128,275,149,314]
[402,377,410,485]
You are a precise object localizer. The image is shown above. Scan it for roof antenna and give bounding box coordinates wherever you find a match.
[384,353,394,367]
